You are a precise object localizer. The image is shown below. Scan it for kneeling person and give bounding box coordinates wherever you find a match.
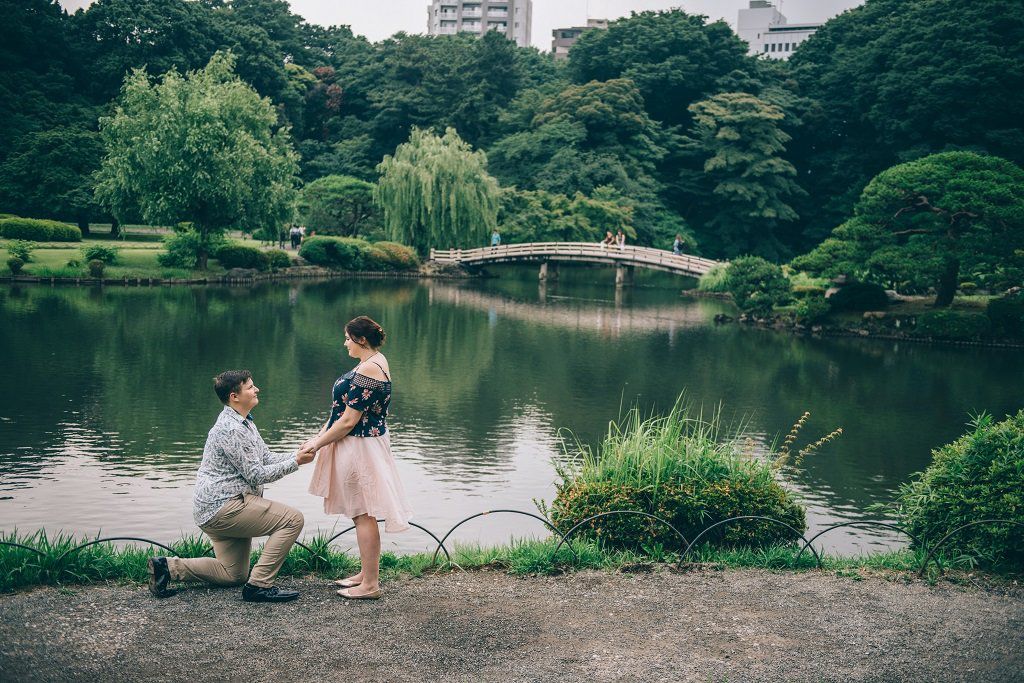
[148,370,315,603]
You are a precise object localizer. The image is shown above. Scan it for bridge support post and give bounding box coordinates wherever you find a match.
[615,264,634,287]
[539,261,558,281]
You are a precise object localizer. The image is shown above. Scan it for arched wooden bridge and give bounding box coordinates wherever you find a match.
[430,242,720,284]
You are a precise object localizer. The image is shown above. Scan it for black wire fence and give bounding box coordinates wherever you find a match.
[2,511,1021,578]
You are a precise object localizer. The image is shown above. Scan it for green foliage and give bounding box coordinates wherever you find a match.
[87,259,105,278]
[987,294,1024,338]
[497,186,636,244]
[94,52,299,268]
[725,256,792,317]
[266,249,292,270]
[791,152,1024,306]
[298,235,369,270]
[794,295,831,324]
[914,311,991,340]
[214,244,271,271]
[827,282,889,312]
[5,240,35,262]
[157,229,225,270]
[376,127,499,256]
[696,264,731,293]
[81,244,119,265]
[298,174,379,237]
[363,241,419,272]
[682,92,805,260]
[893,411,1024,568]
[6,257,24,275]
[545,402,806,551]
[0,217,81,242]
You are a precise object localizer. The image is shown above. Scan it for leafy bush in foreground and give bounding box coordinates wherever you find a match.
[82,245,119,265]
[215,244,271,271]
[893,411,1024,568]
[0,217,81,242]
[725,256,791,316]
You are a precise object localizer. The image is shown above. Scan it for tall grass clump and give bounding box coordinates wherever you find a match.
[542,400,841,552]
[697,263,730,292]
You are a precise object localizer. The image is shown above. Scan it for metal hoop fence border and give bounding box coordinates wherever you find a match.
[322,520,452,565]
[0,541,47,557]
[549,511,690,566]
[917,519,1024,577]
[429,509,578,565]
[680,516,820,568]
[795,521,922,568]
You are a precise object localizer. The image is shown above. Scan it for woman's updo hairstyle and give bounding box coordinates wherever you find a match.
[346,315,386,348]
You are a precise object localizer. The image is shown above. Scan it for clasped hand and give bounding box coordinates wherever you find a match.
[295,439,318,464]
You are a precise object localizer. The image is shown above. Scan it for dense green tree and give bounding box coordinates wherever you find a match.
[567,10,752,128]
[94,52,299,268]
[0,127,105,234]
[791,152,1024,306]
[375,127,499,255]
[497,186,635,244]
[298,175,378,237]
[681,92,805,260]
[725,256,792,317]
[789,0,1024,243]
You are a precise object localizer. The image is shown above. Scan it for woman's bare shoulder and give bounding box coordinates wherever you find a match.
[357,358,389,381]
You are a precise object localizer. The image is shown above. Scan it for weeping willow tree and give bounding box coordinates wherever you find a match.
[375,127,499,255]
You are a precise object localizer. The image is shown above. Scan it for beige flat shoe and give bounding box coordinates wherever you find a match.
[337,587,382,600]
[333,578,360,588]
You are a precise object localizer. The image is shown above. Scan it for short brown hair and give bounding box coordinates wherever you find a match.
[345,315,386,348]
[213,370,252,404]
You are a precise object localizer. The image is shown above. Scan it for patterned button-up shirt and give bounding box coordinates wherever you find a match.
[192,406,298,526]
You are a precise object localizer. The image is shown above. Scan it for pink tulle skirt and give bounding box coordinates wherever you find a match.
[307,434,413,533]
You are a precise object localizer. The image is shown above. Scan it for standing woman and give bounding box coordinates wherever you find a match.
[303,316,412,599]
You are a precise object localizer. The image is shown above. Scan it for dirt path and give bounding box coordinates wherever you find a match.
[1,568,1022,682]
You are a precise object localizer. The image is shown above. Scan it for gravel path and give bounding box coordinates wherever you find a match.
[1,568,1022,682]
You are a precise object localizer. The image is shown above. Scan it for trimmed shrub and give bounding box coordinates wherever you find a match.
[299,236,369,270]
[914,310,991,340]
[266,249,292,270]
[794,294,831,324]
[87,259,105,278]
[7,257,24,274]
[893,411,1024,568]
[725,256,792,317]
[215,244,271,271]
[987,294,1024,338]
[6,240,34,262]
[0,217,81,242]
[82,245,119,265]
[791,284,826,299]
[158,230,225,269]
[364,241,420,271]
[544,403,807,552]
[827,281,889,311]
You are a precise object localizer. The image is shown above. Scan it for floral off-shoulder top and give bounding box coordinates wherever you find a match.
[327,367,391,437]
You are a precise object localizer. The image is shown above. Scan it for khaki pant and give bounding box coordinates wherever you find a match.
[168,493,304,588]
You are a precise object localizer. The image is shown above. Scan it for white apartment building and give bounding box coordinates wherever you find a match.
[551,18,608,60]
[736,0,820,59]
[427,1,533,48]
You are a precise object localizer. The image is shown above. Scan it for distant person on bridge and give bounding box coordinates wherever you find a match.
[601,230,615,251]
[673,234,685,256]
[616,229,626,251]
[490,229,501,248]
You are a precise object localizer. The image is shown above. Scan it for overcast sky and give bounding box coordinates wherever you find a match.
[59,1,865,51]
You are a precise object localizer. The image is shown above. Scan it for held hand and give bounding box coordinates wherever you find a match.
[295,448,316,466]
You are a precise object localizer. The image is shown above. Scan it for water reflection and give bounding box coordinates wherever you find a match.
[1,274,1021,554]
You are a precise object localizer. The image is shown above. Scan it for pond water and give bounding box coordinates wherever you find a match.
[1,266,1021,555]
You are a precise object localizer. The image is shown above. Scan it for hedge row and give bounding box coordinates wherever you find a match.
[214,244,291,271]
[0,217,81,242]
[299,236,419,271]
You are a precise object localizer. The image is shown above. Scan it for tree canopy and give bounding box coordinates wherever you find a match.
[94,51,299,267]
[375,127,499,255]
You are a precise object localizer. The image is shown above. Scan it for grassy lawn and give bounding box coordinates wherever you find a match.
[1,242,228,279]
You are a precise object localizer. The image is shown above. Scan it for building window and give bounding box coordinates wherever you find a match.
[764,44,768,53]
[784,43,790,51]
[770,43,776,52]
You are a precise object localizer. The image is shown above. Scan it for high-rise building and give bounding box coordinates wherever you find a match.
[427,1,533,48]
[551,18,608,61]
[736,1,820,60]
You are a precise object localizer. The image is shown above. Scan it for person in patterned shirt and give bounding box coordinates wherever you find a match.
[147,370,316,603]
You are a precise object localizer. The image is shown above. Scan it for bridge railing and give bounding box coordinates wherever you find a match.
[429,242,720,275]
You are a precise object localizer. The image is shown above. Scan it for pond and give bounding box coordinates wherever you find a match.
[1,266,1021,555]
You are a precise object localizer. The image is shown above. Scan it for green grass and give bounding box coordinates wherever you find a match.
[1,242,228,279]
[1,530,1012,593]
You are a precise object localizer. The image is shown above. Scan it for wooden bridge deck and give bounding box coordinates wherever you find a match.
[429,242,720,277]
